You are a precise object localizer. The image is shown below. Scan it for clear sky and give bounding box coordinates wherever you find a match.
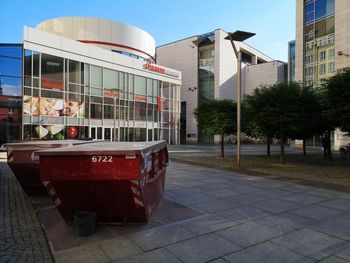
[0,0,295,62]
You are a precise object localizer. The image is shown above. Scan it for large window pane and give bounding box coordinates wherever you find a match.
[0,76,21,96]
[41,53,64,90]
[0,57,22,78]
[134,75,146,95]
[103,68,118,89]
[91,65,102,87]
[69,60,80,84]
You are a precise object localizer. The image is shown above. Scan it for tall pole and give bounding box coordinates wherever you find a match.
[236,51,241,167]
[114,97,116,141]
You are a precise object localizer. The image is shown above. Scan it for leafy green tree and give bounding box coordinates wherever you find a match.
[243,82,313,164]
[320,67,350,134]
[194,99,236,158]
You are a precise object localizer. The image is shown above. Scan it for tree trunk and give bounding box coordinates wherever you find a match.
[267,137,271,156]
[221,132,224,158]
[327,130,332,162]
[303,139,306,156]
[280,133,285,164]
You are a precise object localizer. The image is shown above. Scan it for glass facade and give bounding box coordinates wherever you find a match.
[0,44,22,144]
[197,33,215,143]
[288,41,296,82]
[304,0,335,87]
[22,49,180,144]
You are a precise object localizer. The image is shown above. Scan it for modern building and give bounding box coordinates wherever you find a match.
[156,29,283,144]
[295,0,350,147]
[0,17,182,145]
[288,40,296,82]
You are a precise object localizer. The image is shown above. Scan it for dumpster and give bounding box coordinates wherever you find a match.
[4,140,96,196]
[37,141,169,223]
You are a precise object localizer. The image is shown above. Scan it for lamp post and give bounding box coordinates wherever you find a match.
[225,30,255,167]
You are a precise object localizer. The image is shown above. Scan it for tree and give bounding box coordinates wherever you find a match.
[243,82,313,164]
[194,100,236,158]
[320,67,350,134]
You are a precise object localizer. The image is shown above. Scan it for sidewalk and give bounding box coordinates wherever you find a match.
[2,158,350,262]
[0,157,53,263]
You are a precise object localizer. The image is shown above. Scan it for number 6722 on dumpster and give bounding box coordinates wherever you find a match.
[91,156,113,163]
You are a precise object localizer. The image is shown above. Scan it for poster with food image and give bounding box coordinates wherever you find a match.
[39,98,64,117]
[23,96,39,115]
[34,125,65,140]
[63,100,84,118]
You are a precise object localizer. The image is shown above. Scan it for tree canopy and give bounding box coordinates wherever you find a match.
[194,99,236,157]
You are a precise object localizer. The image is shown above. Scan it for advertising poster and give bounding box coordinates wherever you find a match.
[63,100,85,118]
[23,96,39,115]
[39,98,64,116]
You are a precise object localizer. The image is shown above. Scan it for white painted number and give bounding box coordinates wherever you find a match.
[92,155,113,163]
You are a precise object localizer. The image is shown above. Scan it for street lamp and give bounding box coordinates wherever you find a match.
[225,30,255,167]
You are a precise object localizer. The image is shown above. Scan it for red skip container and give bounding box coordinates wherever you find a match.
[36,141,169,223]
[4,140,96,195]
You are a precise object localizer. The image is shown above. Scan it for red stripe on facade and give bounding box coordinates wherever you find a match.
[78,40,155,61]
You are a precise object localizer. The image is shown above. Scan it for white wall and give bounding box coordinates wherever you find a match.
[156,37,198,143]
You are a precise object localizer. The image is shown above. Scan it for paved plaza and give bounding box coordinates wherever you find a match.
[1,155,350,262]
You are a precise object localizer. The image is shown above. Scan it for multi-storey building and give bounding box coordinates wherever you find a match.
[157,29,285,144]
[0,17,182,145]
[295,0,350,147]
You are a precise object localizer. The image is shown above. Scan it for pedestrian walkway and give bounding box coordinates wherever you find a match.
[0,158,53,263]
[2,157,350,262]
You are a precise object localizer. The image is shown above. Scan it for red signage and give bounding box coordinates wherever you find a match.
[143,63,179,78]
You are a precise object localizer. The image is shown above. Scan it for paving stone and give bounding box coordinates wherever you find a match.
[319,199,350,213]
[279,193,327,206]
[98,236,143,261]
[272,228,348,260]
[336,245,350,261]
[319,255,349,263]
[290,205,344,222]
[114,248,182,263]
[216,205,271,222]
[251,199,301,214]
[311,217,350,241]
[254,189,293,199]
[53,243,110,263]
[224,241,313,263]
[217,221,283,248]
[224,193,267,205]
[128,224,195,251]
[166,233,241,263]
[190,198,238,213]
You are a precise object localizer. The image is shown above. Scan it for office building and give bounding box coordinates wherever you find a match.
[295,0,350,147]
[0,17,181,144]
[157,29,284,144]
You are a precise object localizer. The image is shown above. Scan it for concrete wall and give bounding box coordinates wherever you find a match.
[36,17,156,60]
[242,61,286,96]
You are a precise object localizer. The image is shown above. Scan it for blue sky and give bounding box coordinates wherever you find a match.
[0,0,295,61]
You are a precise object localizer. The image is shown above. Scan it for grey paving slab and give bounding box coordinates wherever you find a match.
[290,204,344,222]
[279,193,327,206]
[254,189,293,199]
[216,205,271,222]
[180,214,241,235]
[128,224,195,251]
[319,199,350,213]
[217,221,283,248]
[189,198,238,213]
[224,241,313,263]
[169,192,216,205]
[114,248,182,263]
[98,237,143,262]
[166,233,241,263]
[311,217,350,241]
[271,228,348,261]
[208,258,229,263]
[207,188,241,199]
[336,245,350,261]
[319,255,349,263]
[227,193,268,205]
[53,243,110,263]
[253,213,313,234]
[251,199,301,214]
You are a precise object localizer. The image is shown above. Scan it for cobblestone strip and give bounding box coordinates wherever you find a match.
[0,162,54,263]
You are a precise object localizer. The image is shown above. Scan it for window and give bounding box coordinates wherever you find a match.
[91,65,102,87]
[320,51,326,61]
[319,64,326,74]
[103,68,118,89]
[328,48,335,59]
[305,67,314,76]
[41,53,64,90]
[328,62,335,73]
[90,104,102,119]
[134,75,146,95]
